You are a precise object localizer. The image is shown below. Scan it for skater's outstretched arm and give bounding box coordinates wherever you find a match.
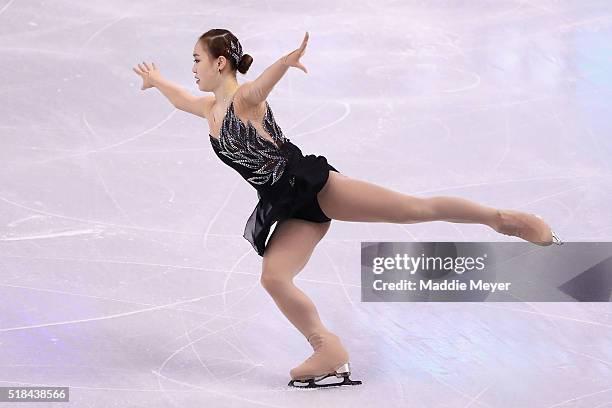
[132,61,212,118]
[242,31,309,105]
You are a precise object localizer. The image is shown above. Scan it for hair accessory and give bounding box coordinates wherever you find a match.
[228,39,243,68]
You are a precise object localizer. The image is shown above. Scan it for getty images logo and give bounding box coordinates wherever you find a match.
[371,252,488,275]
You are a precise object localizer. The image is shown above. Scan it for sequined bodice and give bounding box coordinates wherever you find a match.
[209,99,291,188]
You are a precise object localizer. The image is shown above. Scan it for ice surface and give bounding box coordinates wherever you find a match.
[1,0,611,407]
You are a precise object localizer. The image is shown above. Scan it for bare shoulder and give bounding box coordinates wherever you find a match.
[200,95,215,119]
[177,93,215,119]
[234,81,267,114]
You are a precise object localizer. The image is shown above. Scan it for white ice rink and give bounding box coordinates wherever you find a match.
[1,0,611,406]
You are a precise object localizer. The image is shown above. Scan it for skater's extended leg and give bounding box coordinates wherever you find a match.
[317,172,500,227]
[260,218,331,339]
[317,171,560,245]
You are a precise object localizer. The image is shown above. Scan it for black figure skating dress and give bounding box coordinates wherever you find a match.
[209,98,340,257]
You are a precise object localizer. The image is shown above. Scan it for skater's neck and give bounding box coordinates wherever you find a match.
[213,79,240,104]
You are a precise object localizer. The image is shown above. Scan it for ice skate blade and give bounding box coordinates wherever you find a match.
[288,363,362,388]
[288,374,362,389]
[551,231,564,245]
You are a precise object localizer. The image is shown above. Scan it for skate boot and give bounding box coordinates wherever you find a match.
[495,210,563,246]
[288,331,362,388]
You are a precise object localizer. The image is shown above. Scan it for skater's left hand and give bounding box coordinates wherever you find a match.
[282,31,309,74]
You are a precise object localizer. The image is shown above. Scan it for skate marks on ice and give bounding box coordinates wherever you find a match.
[1,0,611,407]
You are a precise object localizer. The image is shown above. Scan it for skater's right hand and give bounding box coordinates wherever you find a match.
[132,61,161,90]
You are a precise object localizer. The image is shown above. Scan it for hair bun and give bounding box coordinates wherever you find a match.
[237,53,253,75]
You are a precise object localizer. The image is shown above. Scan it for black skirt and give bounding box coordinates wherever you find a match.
[243,141,340,256]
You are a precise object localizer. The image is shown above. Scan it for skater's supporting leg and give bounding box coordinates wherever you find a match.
[317,172,500,227]
[261,218,359,386]
[260,218,331,339]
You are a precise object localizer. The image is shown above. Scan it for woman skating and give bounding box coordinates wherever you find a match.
[133,29,562,389]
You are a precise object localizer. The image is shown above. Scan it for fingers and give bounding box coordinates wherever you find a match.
[294,61,307,73]
[135,62,155,72]
[132,61,156,90]
[133,61,158,77]
[136,63,147,73]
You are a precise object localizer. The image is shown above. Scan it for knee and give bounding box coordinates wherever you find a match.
[397,197,436,223]
[260,272,291,294]
[417,198,438,222]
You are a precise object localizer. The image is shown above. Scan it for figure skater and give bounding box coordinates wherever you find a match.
[132,29,562,389]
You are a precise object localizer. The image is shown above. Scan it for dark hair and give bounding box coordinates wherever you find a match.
[198,29,253,75]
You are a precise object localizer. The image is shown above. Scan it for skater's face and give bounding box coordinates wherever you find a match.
[192,41,231,92]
